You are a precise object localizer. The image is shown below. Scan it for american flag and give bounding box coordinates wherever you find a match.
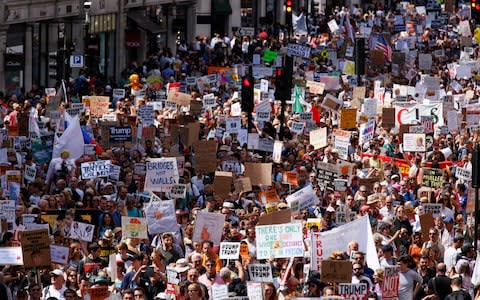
[370,33,392,63]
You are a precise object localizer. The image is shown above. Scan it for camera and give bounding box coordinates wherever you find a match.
[84,1,92,10]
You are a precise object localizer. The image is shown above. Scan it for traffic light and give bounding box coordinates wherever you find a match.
[285,0,293,26]
[473,0,480,24]
[241,76,254,112]
[274,57,293,100]
[48,51,59,80]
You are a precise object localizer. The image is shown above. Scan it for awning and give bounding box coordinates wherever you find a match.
[128,11,163,34]
[213,0,232,15]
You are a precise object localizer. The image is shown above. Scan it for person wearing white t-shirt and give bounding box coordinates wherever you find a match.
[397,256,422,300]
[41,269,67,300]
[444,235,464,273]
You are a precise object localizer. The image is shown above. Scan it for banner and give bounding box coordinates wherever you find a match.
[317,216,380,270]
[311,232,323,272]
[167,91,192,106]
[287,43,311,58]
[144,199,178,234]
[144,158,179,192]
[247,264,273,282]
[255,222,304,259]
[359,119,375,145]
[81,160,111,179]
[69,221,95,242]
[286,185,318,213]
[192,211,225,245]
[121,217,148,240]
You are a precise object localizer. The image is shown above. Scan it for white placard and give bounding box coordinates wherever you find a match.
[219,242,241,260]
[403,133,426,152]
[69,221,95,242]
[50,245,69,264]
[144,157,179,193]
[247,264,273,282]
[144,199,179,234]
[81,160,111,179]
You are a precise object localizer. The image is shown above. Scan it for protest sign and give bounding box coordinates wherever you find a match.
[169,184,186,198]
[193,140,217,173]
[192,211,225,245]
[166,267,181,285]
[456,167,472,181]
[219,242,240,259]
[246,282,263,300]
[307,81,325,94]
[382,266,400,300]
[291,122,305,134]
[109,126,132,143]
[340,109,357,129]
[245,163,272,186]
[422,168,443,188]
[382,108,394,128]
[212,284,229,300]
[286,185,318,214]
[420,213,435,243]
[321,260,353,283]
[84,144,96,156]
[50,245,69,264]
[214,171,233,199]
[69,221,95,242]
[287,43,311,58]
[423,203,442,217]
[272,140,283,163]
[144,157,179,192]
[23,164,36,182]
[234,177,252,193]
[122,217,148,240]
[338,283,368,300]
[334,130,351,160]
[81,160,111,179]
[403,133,426,152]
[359,119,375,145]
[259,186,280,204]
[89,96,110,116]
[310,127,327,149]
[20,229,51,268]
[144,199,178,234]
[0,247,23,266]
[247,264,273,282]
[138,105,155,125]
[167,91,192,106]
[321,94,343,112]
[363,98,377,117]
[255,222,303,259]
[258,208,292,225]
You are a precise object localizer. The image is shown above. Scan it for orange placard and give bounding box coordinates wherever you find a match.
[259,187,280,204]
[284,172,298,186]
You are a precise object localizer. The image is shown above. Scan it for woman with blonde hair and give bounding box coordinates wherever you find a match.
[68,242,83,270]
[186,283,205,300]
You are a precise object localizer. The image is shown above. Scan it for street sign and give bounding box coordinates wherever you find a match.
[70,55,84,68]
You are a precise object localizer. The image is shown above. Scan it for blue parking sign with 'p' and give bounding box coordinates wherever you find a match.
[70,55,84,68]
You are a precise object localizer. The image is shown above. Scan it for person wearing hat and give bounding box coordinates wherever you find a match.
[99,229,116,262]
[41,269,67,300]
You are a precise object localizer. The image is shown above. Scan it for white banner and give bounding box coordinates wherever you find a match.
[317,216,380,270]
[69,221,95,242]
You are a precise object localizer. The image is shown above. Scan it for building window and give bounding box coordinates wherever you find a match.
[241,0,254,27]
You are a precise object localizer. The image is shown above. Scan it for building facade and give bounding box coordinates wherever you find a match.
[0,0,293,95]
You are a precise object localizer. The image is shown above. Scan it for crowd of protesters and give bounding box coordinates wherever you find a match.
[0,1,479,300]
